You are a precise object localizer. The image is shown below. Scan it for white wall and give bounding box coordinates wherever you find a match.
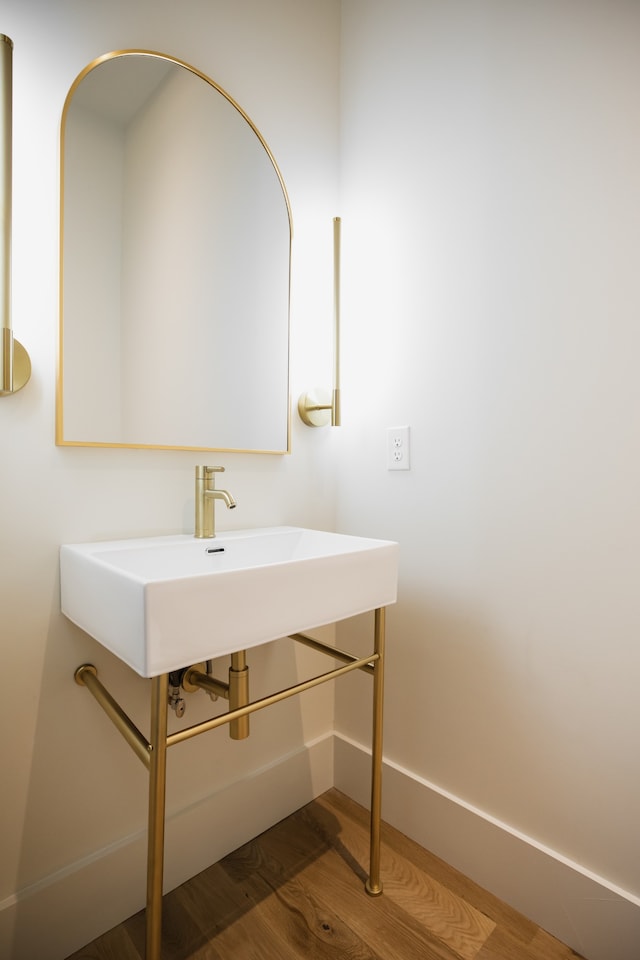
[335,2,640,958]
[4,2,639,959]
[0,1,341,957]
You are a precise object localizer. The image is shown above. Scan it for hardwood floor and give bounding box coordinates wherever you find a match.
[66,789,584,960]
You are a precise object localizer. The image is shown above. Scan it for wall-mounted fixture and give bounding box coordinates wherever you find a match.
[57,49,290,452]
[0,34,30,396]
[298,216,342,427]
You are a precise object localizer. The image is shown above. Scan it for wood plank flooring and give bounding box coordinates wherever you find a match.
[66,789,584,960]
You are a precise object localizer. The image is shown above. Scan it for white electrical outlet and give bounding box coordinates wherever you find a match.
[387,426,410,470]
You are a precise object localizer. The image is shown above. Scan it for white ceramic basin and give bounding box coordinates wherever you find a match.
[60,526,398,677]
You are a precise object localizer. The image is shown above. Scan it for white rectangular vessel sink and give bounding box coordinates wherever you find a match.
[60,527,398,677]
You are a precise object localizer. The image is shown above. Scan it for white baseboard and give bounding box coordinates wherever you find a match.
[4,731,638,960]
[0,734,334,960]
[334,733,640,960]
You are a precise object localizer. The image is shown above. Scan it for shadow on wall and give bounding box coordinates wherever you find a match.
[79,794,356,959]
[338,583,576,837]
[335,585,640,960]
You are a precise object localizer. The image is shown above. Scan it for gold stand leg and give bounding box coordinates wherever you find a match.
[76,608,387,954]
[365,606,385,896]
[146,674,168,960]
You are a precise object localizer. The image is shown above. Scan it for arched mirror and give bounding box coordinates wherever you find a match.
[57,50,292,453]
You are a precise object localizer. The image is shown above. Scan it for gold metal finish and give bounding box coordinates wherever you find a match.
[332,216,342,427]
[75,608,387,960]
[180,663,207,694]
[297,387,333,427]
[57,48,292,455]
[229,650,250,740]
[0,34,30,397]
[298,216,342,427]
[365,606,385,896]
[0,331,31,394]
[183,665,229,700]
[1,37,12,341]
[183,652,250,739]
[147,674,168,960]
[74,664,151,768]
[194,465,236,538]
[332,386,342,427]
[166,651,379,748]
[291,631,376,675]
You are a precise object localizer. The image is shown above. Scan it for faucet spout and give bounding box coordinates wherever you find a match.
[194,466,236,538]
[208,489,236,510]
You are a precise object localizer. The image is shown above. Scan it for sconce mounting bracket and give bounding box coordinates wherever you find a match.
[298,387,333,427]
[0,333,31,396]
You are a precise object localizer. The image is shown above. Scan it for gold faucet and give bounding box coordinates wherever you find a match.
[194,466,236,538]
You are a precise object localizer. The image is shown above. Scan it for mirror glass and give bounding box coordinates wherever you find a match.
[57,51,291,453]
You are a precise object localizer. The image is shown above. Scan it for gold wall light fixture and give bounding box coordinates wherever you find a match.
[298,216,342,426]
[1,34,30,396]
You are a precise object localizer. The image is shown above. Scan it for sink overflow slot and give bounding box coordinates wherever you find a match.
[205,546,226,554]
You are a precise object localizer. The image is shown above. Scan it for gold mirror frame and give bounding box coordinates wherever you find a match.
[57,50,292,453]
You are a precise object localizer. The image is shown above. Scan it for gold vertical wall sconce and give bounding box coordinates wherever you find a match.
[1,34,30,396]
[298,216,342,427]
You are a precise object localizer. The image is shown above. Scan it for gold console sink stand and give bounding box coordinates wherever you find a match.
[75,608,387,960]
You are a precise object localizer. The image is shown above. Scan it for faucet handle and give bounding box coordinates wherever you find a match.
[195,465,225,479]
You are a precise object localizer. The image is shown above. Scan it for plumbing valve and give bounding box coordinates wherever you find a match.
[168,684,186,717]
[168,671,187,717]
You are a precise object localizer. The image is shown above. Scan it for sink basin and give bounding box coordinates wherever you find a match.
[60,526,398,676]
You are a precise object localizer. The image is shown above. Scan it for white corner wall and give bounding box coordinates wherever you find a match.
[4,2,639,959]
[335,3,640,960]
[0,2,341,958]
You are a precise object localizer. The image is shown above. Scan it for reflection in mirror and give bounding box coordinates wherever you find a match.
[58,51,291,453]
